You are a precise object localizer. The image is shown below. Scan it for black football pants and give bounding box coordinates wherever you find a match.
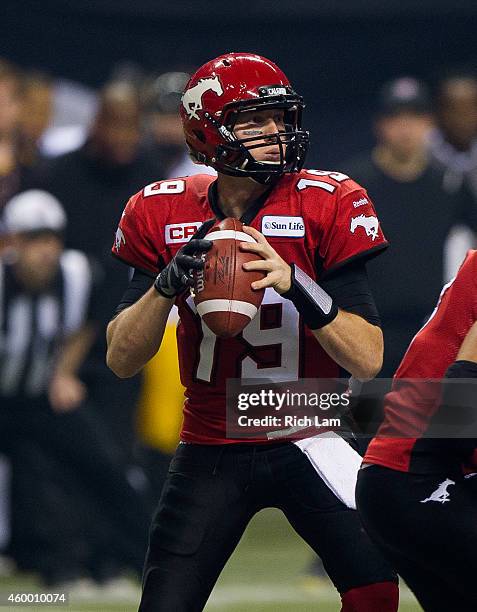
[356,464,477,611]
[140,441,396,611]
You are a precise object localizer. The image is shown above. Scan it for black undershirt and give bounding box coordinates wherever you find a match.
[114,260,380,326]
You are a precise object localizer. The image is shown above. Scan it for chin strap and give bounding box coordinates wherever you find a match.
[282,264,339,329]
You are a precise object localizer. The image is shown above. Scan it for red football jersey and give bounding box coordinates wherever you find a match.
[113,170,387,444]
[365,250,477,472]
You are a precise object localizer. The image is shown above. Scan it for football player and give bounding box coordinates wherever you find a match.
[357,250,477,611]
[107,53,398,611]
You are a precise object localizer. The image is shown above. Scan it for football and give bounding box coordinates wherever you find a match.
[192,218,265,338]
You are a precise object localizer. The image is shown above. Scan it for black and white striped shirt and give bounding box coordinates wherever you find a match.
[0,250,95,398]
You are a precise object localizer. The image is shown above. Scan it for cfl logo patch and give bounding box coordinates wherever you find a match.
[165,222,202,244]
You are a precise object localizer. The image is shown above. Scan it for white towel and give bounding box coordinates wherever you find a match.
[293,432,361,509]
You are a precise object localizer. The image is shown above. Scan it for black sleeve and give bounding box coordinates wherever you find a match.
[424,360,477,456]
[114,268,155,316]
[319,260,381,326]
[115,263,380,324]
[439,360,477,416]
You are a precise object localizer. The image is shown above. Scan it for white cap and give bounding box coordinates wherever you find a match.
[2,190,67,234]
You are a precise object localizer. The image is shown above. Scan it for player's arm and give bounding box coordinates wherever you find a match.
[241,225,382,380]
[427,321,477,441]
[49,323,97,412]
[437,320,477,427]
[107,227,213,378]
[311,311,382,381]
[106,286,174,378]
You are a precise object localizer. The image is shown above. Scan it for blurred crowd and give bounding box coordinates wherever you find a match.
[0,54,476,595]
[0,57,214,597]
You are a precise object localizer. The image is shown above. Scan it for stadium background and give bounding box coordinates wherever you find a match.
[0,1,476,609]
[4,1,477,166]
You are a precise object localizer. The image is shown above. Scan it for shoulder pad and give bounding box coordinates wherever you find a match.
[141,174,215,201]
[295,169,365,198]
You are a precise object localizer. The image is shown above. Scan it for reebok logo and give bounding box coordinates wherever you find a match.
[352,197,369,208]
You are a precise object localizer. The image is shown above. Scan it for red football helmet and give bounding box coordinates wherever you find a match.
[180,53,309,183]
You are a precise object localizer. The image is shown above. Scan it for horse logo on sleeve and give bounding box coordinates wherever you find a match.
[350,214,379,241]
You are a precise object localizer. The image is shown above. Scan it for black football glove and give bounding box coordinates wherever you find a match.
[154,219,215,298]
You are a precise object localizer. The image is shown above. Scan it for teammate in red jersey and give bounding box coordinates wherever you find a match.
[357,250,477,611]
[107,53,398,611]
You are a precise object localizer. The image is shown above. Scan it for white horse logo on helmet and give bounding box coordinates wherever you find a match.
[182,76,224,120]
[350,214,379,241]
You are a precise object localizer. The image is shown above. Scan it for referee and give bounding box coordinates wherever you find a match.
[0,190,150,586]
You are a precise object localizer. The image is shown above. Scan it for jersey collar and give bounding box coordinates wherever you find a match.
[207,180,272,226]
